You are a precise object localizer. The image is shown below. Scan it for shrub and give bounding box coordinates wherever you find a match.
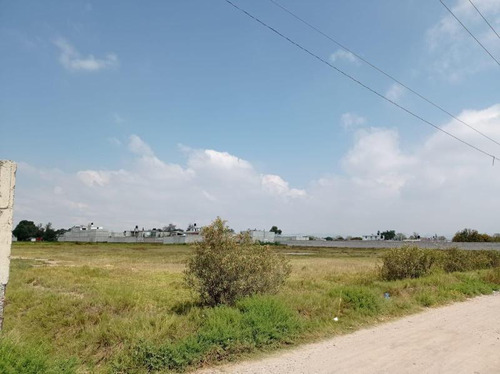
[185,218,291,306]
[441,249,500,273]
[452,228,491,242]
[380,246,438,281]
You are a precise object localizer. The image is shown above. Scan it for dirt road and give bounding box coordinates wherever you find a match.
[200,293,500,374]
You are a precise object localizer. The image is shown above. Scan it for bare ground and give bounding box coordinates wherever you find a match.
[200,292,500,374]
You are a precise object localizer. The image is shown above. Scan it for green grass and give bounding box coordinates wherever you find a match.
[2,242,499,373]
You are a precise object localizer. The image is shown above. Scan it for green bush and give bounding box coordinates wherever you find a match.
[381,247,500,281]
[441,248,475,272]
[380,246,438,281]
[441,249,500,273]
[452,228,491,242]
[185,218,291,306]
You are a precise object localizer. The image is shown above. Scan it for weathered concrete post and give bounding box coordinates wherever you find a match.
[0,160,16,331]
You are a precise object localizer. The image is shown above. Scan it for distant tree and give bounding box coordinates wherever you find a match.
[324,236,334,241]
[395,233,407,241]
[12,220,39,241]
[335,236,344,241]
[42,222,57,242]
[163,224,177,232]
[409,232,421,240]
[270,226,282,235]
[55,228,67,238]
[350,237,363,241]
[452,228,490,242]
[380,230,396,240]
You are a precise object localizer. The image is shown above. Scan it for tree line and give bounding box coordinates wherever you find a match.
[12,220,66,242]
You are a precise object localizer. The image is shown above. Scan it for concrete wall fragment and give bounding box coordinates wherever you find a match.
[0,160,16,330]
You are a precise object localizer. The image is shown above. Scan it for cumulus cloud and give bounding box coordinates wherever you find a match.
[53,38,119,72]
[330,49,360,65]
[261,175,307,198]
[13,104,500,237]
[14,136,305,231]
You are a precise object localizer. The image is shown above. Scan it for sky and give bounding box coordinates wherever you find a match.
[1,0,500,237]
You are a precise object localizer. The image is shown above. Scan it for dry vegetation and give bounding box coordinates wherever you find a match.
[1,242,499,373]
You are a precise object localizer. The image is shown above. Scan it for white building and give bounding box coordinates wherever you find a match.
[275,235,309,242]
[246,230,276,243]
[362,234,382,241]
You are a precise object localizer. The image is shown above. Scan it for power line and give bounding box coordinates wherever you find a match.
[440,0,500,67]
[223,0,500,164]
[266,0,500,148]
[468,0,500,41]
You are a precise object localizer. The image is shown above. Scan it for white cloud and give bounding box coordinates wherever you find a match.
[340,112,367,129]
[385,83,405,102]
[261,175,306,198]
[426,0,500,81]
[53,38,119,72]
[330,49,360,65]
[128,135,154,157]
[13,105,500,237]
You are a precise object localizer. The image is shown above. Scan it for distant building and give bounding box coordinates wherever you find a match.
[276,235,309,242]
[362,234,382,241]
[245,230,275,243]
[59,223,111,243]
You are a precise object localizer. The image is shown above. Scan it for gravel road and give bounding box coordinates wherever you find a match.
[199,292,500,374]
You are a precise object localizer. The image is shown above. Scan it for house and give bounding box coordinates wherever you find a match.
[362,234,382,241]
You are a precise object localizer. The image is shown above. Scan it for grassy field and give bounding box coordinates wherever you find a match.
[1,242,499,373]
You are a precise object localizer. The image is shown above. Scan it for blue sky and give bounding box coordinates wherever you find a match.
[1,0,500,237]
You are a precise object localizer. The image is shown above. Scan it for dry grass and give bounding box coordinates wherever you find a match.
[1,242,498,373]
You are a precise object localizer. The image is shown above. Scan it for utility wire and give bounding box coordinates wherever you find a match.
[440,0,500,67]
[468,0,500,41]
[223,0,500,163]
[267,0,500,148]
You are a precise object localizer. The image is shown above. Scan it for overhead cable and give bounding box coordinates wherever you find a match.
[223,0,500,164]
[468,0,500,41]
[440,0,500,67]
[266,0,500,148]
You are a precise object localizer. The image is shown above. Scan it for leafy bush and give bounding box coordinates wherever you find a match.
[452,228,492,242]
[380,246,438,281]
[441,248,500,273]
[381,247,500,281]
[185,218,291,306]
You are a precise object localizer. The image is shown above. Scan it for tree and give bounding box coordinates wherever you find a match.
[186,218,290,306]
[324,236,334,241]
[12,220,39,241]
[395,233,407,241]
[42,223,57,242]
[380,230,396,240]
[452,228,490,242]
[270,226,282,235]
